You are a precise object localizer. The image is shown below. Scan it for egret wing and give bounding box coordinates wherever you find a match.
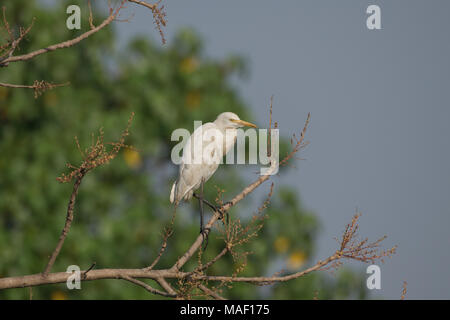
[171,123,223,203]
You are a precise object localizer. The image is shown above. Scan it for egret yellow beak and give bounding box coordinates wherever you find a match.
[230,119,258,128]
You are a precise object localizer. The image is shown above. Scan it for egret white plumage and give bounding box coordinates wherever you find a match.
[170,112,257,235]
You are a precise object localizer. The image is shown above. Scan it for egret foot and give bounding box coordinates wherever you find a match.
[200,226,211,250]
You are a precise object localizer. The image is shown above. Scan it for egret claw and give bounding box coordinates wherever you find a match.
[200,227,211,250]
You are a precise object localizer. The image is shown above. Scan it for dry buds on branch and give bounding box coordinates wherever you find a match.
[0,6,35,65]
[57,112,135,183]
[335,213,397,264]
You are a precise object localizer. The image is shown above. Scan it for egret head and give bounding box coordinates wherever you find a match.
[214,112,257,130]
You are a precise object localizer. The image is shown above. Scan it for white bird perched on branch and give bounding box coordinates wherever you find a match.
[170,112,257,235]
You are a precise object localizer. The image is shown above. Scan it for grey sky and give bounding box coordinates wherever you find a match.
[111,0,450,299]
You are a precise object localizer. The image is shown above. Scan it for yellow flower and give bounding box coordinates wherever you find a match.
[185,91,201,109]
[43,91,58,106]
[0,87,8,100]
[51,290,67,300]
[287,250,306,269]
[123,149,142,169]
[274,236,290,253]
[179,57,199,74]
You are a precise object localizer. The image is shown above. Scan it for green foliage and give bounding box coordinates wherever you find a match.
[0,1,367,299]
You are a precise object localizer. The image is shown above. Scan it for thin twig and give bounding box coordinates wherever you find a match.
[198,284,226,300]
[88,0,96,29]
[0,81,69,98]
[144,209,177,271]
[43,171,86,276]
[401,281,407,300]
[195,247,228,274]
[82,262,97,280]
[121,275,175,297]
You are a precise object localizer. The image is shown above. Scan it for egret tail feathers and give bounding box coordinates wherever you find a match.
[170,181,176,204]
[170,178,195,204]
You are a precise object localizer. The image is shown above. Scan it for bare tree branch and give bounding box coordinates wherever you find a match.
[0,110,396,299]
[0,212,395,291]
[156,277,177,296]
[0,1,167,95]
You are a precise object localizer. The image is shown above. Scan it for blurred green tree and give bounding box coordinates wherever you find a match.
[0,0,367,299]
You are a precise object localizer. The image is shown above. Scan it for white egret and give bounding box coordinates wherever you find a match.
[170,112,257,234]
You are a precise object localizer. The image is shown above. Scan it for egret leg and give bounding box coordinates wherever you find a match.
[193,194,216,211]
[197,179,210,249]
[193,193,228,224]
[199,179,204,233]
